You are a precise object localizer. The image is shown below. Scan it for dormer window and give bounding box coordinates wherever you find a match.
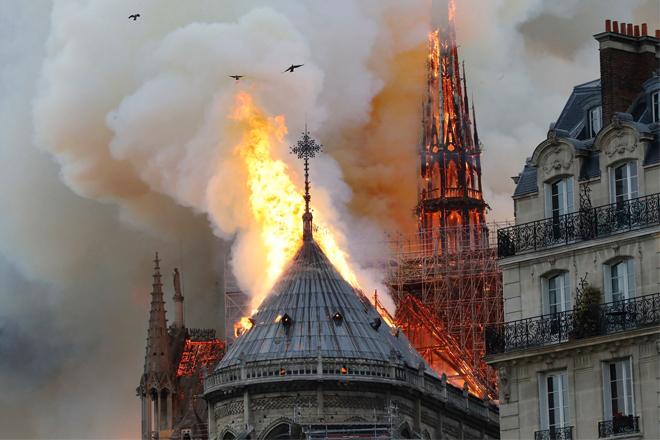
[545,177,574,220]
[588,105,602,137]
[652,91,659,123]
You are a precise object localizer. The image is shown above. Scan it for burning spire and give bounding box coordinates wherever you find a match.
[290,125,322,242]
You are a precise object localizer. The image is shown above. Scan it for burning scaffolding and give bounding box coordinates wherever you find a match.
[386,0,505,400]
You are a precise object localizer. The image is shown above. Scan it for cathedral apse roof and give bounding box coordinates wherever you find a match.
[216,238,432,373]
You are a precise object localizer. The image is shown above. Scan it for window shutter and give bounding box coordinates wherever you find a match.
[560,372,570,426]
[542,277,549,315]
[566,177,574,214]
[545,183,552,218]
[626,259,636,299]
[562,273,571,312]
[603,362,613,420]
[539,374,549,429]
[629,162,638,199]
[603,264,612,303]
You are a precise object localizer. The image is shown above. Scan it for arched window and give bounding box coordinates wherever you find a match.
[264,423,292,440]
[610,161,638,203]
[542,271,571,315]
[604,258,635,302]
[544,176,574,219]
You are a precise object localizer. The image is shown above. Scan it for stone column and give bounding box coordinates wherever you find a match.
[154,392,160,434]
[141,396,148,440]
[207,400,217,440]
[146,394,153,439]
[243,390,251,431]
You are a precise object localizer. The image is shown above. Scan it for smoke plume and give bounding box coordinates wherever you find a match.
[1,0,657,437]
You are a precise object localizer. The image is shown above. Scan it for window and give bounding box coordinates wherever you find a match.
[652,91,659,123]
[589,106,602,137]
[603,358,634,419]
[540,371,570,431]
[604,259,635,302]
[610,161,638,203]
[543,272,571,314]
[545,177,574,219]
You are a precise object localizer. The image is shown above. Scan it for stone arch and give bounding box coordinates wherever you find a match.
[259,417,294,440]
[398,421,413,439]
[220,428,238,440]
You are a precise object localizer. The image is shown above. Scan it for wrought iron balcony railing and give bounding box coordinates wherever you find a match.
[598,415,640,438]
[534,426,573,440]
[497,193,660,257]
[485,293,660,355]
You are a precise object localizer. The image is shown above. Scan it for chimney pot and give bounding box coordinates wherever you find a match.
[613,21,619,33]
[634,25,640,37]
[606,19,612,32]
[627,23,633,35]
[641,23,648,36]
[656,29,660,39]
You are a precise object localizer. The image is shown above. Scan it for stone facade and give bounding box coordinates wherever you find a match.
[487,21,660,440]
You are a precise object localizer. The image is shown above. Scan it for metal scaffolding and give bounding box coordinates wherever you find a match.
[386,222,509,399]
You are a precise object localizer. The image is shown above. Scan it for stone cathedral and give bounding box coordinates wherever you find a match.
[137,128,500,439]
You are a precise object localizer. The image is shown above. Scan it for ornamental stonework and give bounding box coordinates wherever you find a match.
[602,127,638,159]
[215,400,244,418]
[540,144,574,181]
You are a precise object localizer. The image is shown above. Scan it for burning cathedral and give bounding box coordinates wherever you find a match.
[137,2,502,439]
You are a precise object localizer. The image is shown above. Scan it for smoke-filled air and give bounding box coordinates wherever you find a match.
[0,0,656,437]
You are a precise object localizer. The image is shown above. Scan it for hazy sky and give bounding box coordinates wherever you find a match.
[0,0,657,437]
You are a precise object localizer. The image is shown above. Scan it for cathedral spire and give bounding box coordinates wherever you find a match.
[145,252,170,373]
[290,125,322,242]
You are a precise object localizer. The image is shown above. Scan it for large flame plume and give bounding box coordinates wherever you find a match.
[231,92,358,313]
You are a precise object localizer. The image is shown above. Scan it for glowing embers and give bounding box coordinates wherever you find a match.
[234,316,255,337]
[176,339,225,377]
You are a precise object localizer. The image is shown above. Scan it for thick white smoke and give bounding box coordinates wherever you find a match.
[1,0,657,437]
[33,0,430,305]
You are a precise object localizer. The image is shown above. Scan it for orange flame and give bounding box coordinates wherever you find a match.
[230,92,359,318]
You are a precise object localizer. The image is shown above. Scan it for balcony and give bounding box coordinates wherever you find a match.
[497,193,660,258]
[534,426,573,440]
[598,415,640,438]
[485,293,660,355]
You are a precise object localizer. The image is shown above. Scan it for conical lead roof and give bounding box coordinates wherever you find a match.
[216,239,431,372]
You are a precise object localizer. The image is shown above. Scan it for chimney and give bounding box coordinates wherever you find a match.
[596,19,660,125]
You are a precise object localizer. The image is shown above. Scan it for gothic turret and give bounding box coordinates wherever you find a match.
[145,253,171,372]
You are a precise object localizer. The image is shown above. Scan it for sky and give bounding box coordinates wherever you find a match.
[0,0,657,437]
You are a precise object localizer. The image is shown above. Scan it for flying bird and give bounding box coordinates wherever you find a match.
[283,64,304,73]
[229,75,244,81]
[128,14,140,21]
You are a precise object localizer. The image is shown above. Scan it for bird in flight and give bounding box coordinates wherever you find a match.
[128,14,140,21]
[283,64,304,73]
[229,75,244,81]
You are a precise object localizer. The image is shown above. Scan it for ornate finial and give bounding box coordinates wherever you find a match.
[290,125,322,241]
[152,252,162,289]
[154,252,160,271]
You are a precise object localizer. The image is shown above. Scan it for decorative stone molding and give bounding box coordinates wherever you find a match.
[574,352,592,370]
[601,125,638,159]
[540,144,574,181]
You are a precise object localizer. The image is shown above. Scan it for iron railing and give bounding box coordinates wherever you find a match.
[598,415,640,438]
[485,293,660,355]
[534,426,573,440]
[497,193,660,257]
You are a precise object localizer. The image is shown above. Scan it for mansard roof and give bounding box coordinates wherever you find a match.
[513,75,660,197]
[216,239,431,373]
